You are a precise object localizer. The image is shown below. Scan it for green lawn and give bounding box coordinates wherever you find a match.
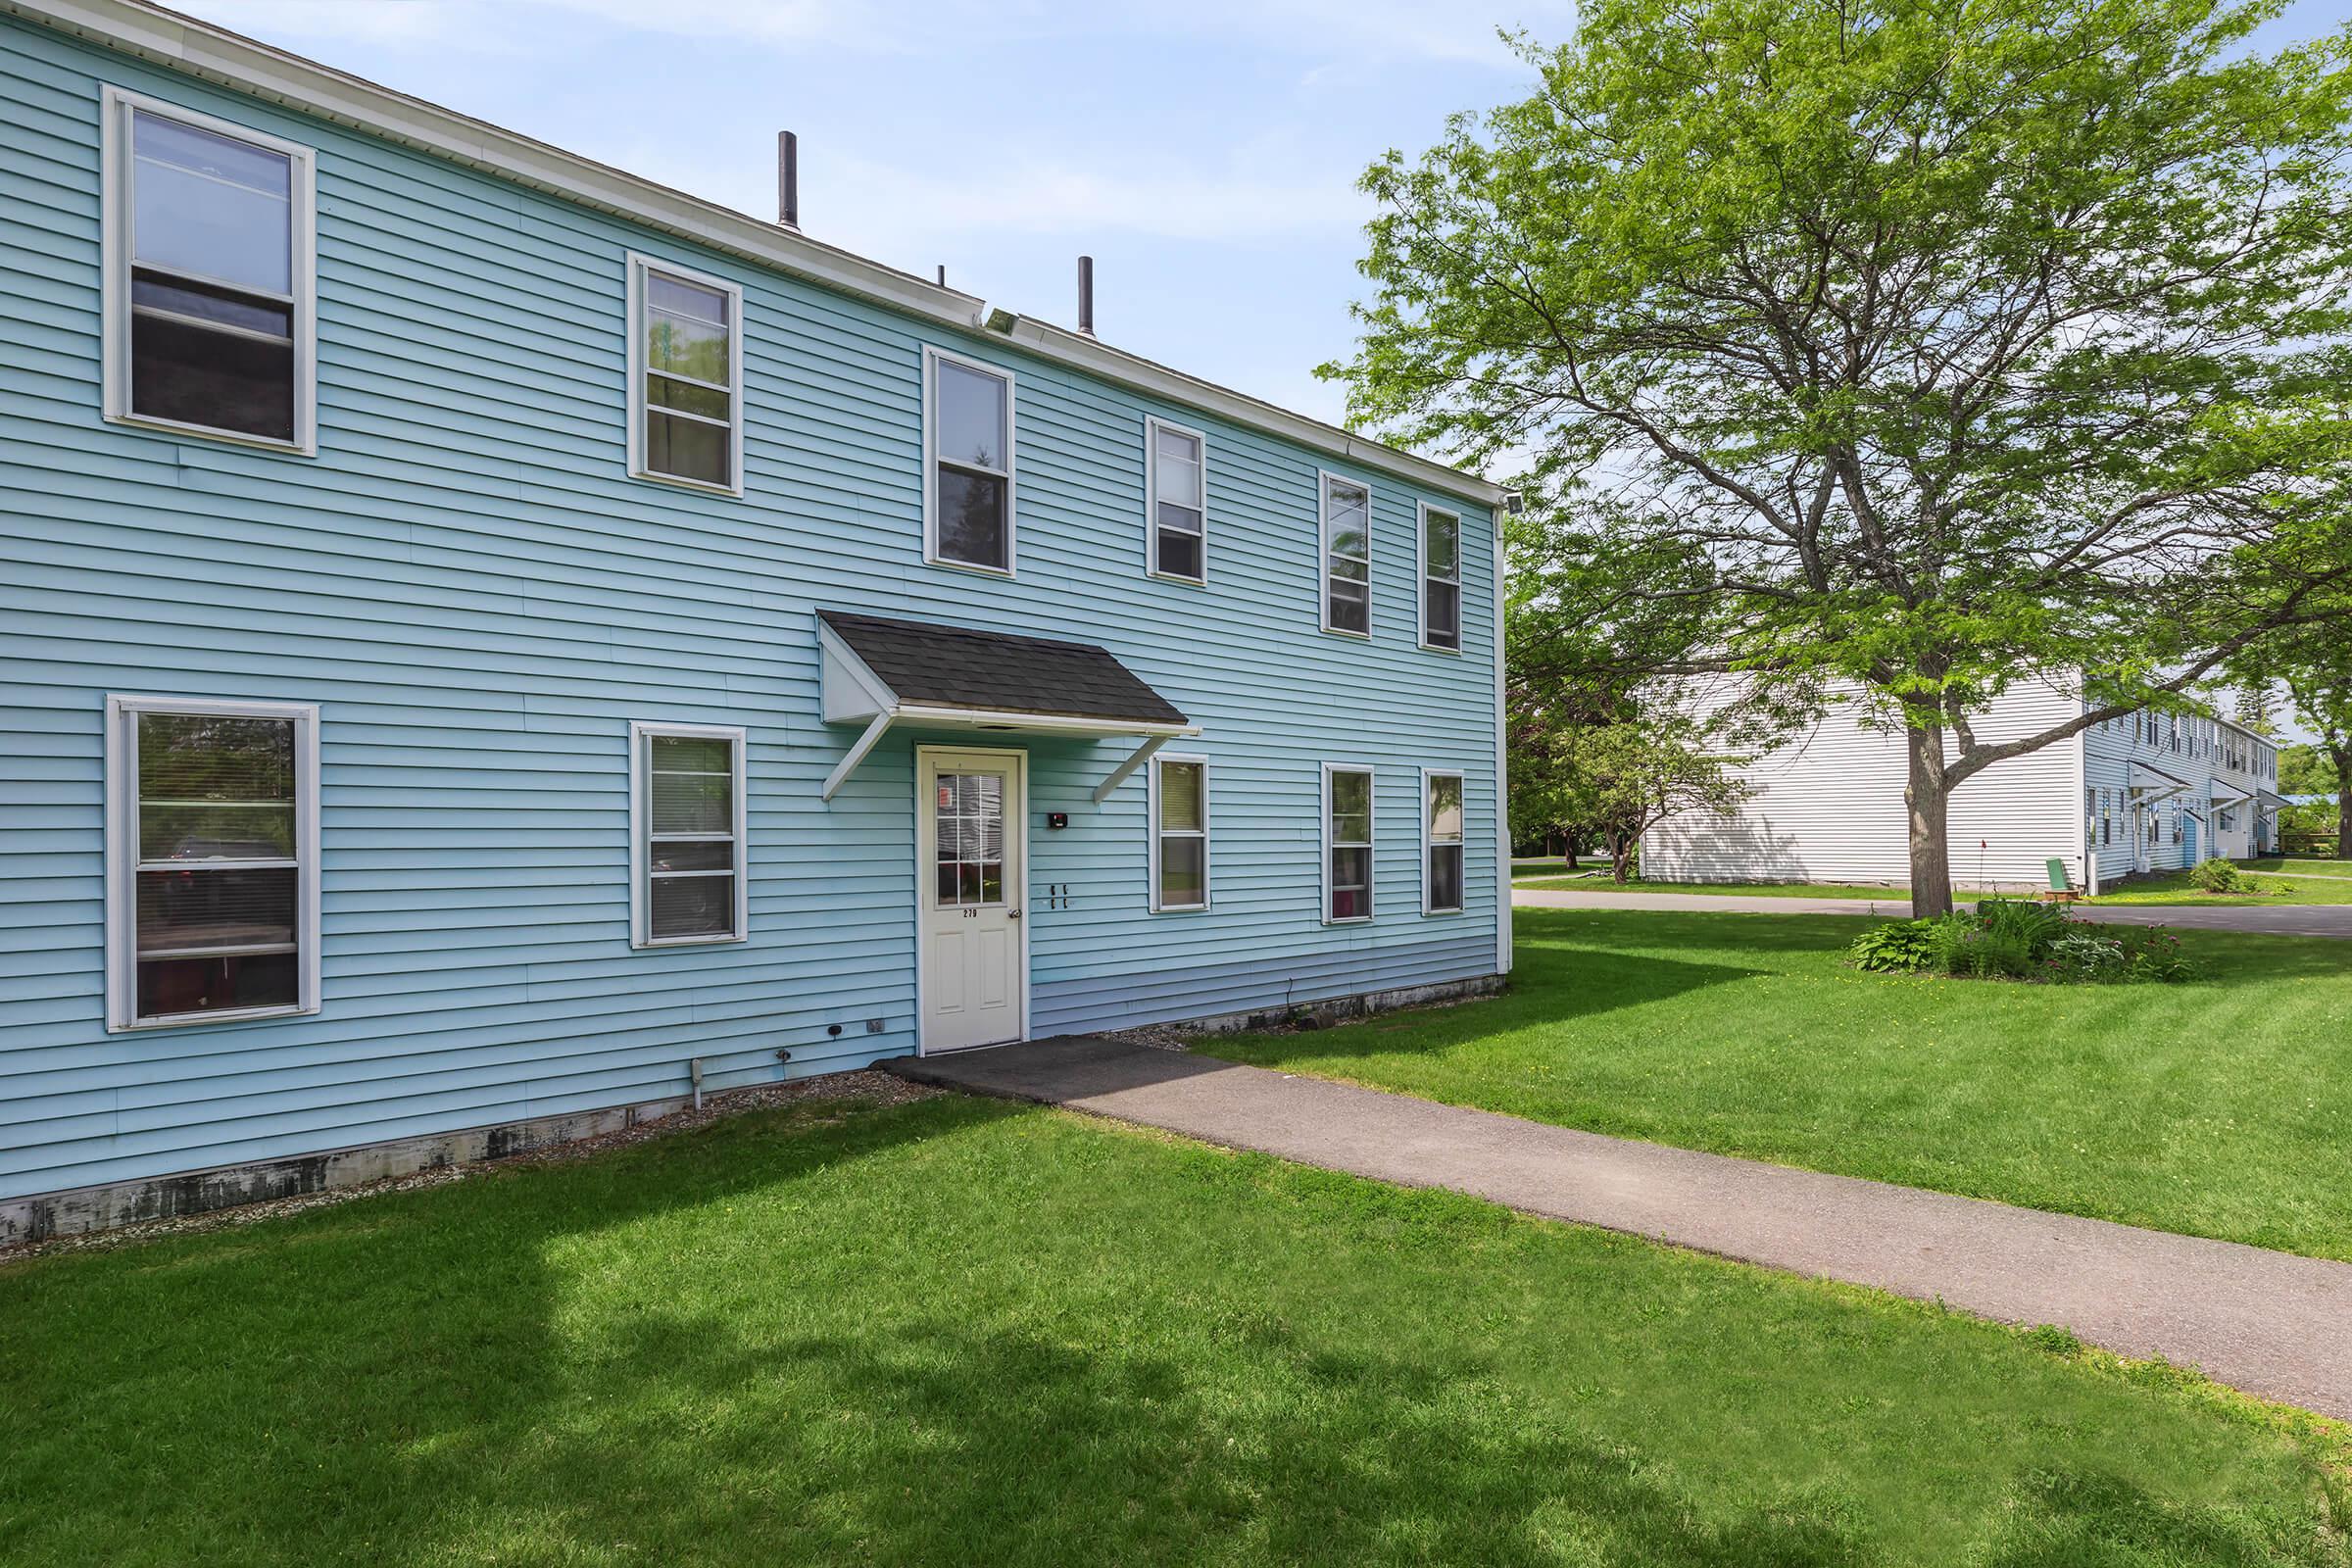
[2089,869,2352,906]
[3,1092,2346,1566]
[1217,909,2352,1262]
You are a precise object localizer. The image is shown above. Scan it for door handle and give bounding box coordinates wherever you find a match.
[1007,908,1022,919]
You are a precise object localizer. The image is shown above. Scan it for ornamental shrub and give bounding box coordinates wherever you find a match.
[2188,857,2243,892]
[1846,918,1940,973]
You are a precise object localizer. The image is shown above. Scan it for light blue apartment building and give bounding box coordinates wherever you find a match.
[0,0,1508,1236]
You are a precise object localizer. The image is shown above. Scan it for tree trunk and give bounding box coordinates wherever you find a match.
[1563,835,1581,870]
[1905,725,1956,917]
[1609,831,1634,884]
[2334,744,2352,859]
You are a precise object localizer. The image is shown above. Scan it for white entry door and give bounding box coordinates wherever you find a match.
[918,748,1025,1052]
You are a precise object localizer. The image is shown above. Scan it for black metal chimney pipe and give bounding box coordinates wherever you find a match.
[1077,255,1094,336]
[778,131,799,230]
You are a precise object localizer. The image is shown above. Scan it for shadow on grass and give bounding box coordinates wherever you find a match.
[1221,946,1769,1072]
[0,1095,1884,1568]
[0,1096,2328,1567]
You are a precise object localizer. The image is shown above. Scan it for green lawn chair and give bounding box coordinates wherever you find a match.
[2037,858,2083,903]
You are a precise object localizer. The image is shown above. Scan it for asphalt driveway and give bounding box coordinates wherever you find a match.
[1512,887,2352,939]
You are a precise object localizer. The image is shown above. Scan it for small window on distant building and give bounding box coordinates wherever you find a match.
[628,256,743,493]
[1146,418,1206,583]
[926,348,1014,572]
[1321,474,1371,636]
[103,90,315,451]
[1151,755,1208,910]
[630,722,748,946]
[1420,505,1462,652]
[108,696,319,1029]
[1324,764,1373,921]
[1424,770,1465,913]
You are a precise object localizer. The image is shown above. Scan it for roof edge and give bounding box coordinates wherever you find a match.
[1000,316,1508,507]
[7,0,1506,508]
[3,0,986,329]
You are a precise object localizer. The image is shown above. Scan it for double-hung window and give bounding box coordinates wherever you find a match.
[1419,505,1462,651]
[628,256,744,493]
[925,347,1014,572]
[1320,473,1371,636]
[1150,755,1209,911]
[630,722,749,946]
[1146,417,1206,583]
[102,88,316,452]
[1323,763,1374,922]
[1423,769,1465,913]
[107,695,319,1029]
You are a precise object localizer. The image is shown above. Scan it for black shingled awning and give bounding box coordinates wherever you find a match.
[815,610,1198,801]
[819,611,1190,727]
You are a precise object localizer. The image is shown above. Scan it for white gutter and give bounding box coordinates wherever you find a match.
[8,0,1504,508]
[998,315,1508,509]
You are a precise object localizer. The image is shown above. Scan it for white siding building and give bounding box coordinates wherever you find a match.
[1644,680,2282,890]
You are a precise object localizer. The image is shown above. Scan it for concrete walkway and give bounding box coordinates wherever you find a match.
[889,1036,2352,1419]
[1512,885,2352,938]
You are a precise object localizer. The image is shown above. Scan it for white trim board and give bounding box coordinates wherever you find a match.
[627,718,751,950]
[104,692,322,1031]
[98,82,318,456]
[10,0,1505,508]
[912,745,1030,1054]
[625,252,747,497]
[1148,751,1211,914]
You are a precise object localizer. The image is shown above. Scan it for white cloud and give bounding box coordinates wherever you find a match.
[603,139,1369,264]
[181,0,1573,67]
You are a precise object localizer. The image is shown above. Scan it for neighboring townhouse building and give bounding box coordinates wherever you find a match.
[1642,679,2281,890]
[0,0,1509,1236]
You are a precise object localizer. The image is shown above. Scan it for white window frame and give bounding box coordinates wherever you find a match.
[105,693,321,1032]
[1318,469,1373,638]
[1421,767,1466,915]
[1147,752,1211,912]
[922,344,1017,576]
[99,85,318,457]
[1417,503,1464,654]
[1321,761,1375,924]
[628,720,750,949]
[1143,415,1208,585]
[626,253,746,496]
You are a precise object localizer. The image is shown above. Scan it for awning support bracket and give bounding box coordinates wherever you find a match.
[1092,734,1171,806]
[822,710,896,802]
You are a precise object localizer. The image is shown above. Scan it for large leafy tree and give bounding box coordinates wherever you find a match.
[2240,602,2352,856]
[1332,0,2352,914]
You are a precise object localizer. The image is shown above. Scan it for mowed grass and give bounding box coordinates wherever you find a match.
[1216,909,2352,1261]
[3,1094,2348,1567]
[2092,866,2352,906]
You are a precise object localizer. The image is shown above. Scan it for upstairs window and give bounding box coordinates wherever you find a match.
[628,256,743,493]
[1147,417,1206,583]
[1150,755,1209,911]
[103,89,315,452]
[1320,473,1371,636]
[630,722,749,947]
[1420,505,1462,651]
[108,695,319,1030]
[1323,763,1374,922]
[926,348,1014,572]
[1424,769,1465,913]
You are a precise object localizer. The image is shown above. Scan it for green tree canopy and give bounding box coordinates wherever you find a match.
[1332,0,2352,912]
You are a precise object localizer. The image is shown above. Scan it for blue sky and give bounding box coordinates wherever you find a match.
[179,0,1579,430]
[178,0,2340,748]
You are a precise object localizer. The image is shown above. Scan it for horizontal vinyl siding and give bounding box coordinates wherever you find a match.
[1642,680,2084,886]
[0,20,1500,1200]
